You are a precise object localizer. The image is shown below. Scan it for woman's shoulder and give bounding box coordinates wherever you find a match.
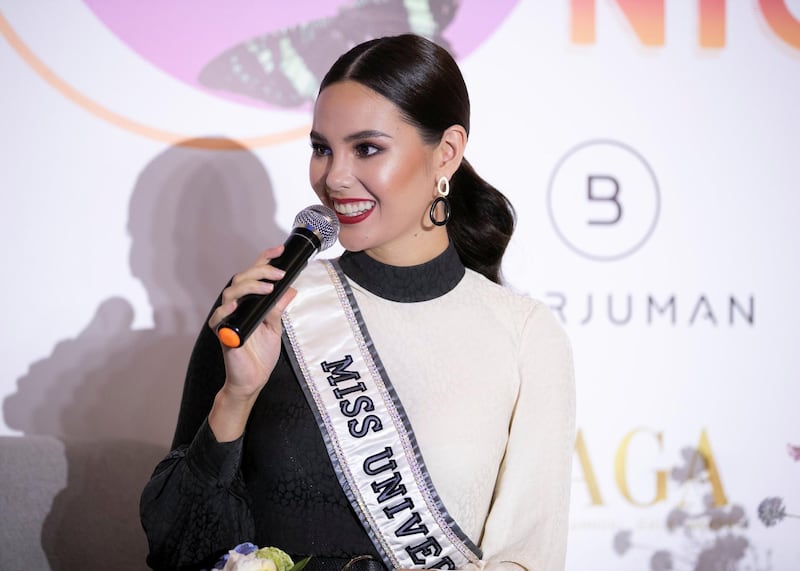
[460,268,547,311]
[459,268,568,339]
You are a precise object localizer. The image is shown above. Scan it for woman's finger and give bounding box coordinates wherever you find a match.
[221,268,284,305]
[207,300,238,331]
[254,244,284,264]
[207,244,289,331]
[229,260,286,288]
[262,287,298,331]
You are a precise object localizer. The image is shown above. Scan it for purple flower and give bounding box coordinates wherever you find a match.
[650,550,673,571]
[788,443,800,462]
[665,508,688,531]
[757,497,786,527]
[234,543,258,555]
[694,535,748,570]
[670,447,707,484]
[708,504,746,530]
[613,530,632,556]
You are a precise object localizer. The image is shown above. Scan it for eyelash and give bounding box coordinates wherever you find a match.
[355,143,381,157]
[310,142,330,157]
[309,142,382,158]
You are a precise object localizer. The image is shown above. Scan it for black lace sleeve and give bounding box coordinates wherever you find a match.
[140,420,255,570]
[140,292,255,571]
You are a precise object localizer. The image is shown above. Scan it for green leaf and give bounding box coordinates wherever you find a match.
[288,557,312,571]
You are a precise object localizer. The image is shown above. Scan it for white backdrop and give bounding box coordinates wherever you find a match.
[1,1,799,569]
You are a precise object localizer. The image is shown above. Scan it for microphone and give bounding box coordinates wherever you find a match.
[216,204,340,348]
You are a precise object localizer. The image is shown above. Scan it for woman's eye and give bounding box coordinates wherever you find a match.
[311,143,330,157]
[355,143,380,157]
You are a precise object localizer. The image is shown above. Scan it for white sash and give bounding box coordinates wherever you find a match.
[282,259,481,570]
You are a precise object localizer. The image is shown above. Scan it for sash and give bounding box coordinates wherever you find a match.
[282,260,482,570]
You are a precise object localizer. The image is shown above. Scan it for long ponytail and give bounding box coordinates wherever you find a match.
[449,159,515,284]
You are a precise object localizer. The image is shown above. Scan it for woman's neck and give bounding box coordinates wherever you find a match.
[339,242,465,303]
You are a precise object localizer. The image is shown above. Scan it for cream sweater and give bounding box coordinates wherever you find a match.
[346,267,575,571]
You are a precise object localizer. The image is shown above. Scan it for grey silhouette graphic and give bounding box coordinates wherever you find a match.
[199,0,459,107]
[4,139,284,446]
[0,140,284,570]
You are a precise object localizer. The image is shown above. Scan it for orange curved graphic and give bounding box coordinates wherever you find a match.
[0,11,309,150]
[759,0,800,49]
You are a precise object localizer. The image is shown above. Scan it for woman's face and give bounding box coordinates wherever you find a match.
[309,80,448,266]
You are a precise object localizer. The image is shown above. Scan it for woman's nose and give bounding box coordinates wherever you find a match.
[325,155,354,192]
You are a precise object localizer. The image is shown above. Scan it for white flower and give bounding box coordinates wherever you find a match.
[223,551,278,571]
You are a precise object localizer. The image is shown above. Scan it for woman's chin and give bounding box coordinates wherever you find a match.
[337,232,369,253]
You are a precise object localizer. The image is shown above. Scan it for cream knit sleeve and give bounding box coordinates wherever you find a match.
[464,302,576,571]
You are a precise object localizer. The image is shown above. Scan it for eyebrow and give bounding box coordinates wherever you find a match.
[309,129,393,143]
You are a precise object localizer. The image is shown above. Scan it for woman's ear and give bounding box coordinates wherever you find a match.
[436,125,468,178]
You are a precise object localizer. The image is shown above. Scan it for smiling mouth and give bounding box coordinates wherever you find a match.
[332,199,376,223]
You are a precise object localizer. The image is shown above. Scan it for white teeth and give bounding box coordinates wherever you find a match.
[334,201,375,216]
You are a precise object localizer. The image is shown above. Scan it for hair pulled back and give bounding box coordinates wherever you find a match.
[319,34,515,284]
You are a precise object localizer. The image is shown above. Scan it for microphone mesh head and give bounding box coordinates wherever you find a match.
[293,205,340,251]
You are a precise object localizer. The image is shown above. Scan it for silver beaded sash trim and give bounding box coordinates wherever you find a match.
[282,260,481,570]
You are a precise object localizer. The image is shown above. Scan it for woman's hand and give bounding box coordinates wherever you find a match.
[207,246,297,441]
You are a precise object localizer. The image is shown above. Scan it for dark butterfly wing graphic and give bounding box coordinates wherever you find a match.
[199,0,460,108]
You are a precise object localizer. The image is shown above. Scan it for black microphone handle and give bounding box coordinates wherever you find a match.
[216,226,321,348]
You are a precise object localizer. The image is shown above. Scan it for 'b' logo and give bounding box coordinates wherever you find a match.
[547,140,660,261]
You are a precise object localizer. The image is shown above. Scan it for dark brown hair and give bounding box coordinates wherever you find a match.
[319,34,515,284]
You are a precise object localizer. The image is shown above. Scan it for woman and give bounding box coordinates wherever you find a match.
[141,34,575,571]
